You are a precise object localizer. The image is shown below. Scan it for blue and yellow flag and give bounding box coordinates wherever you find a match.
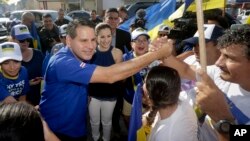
[146,0,176,39]
[187,0,225,12]
[168,0,194,21]
[119,0,176,40]
[128,82,143,141]
[30,22,41,50]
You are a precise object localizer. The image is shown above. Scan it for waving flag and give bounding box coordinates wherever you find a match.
[119,0,176,40]
[168,0,194,21]
[187,0,225,12]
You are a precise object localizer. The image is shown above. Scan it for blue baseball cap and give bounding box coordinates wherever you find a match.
[184,24,224,45]
[11,24,33,40]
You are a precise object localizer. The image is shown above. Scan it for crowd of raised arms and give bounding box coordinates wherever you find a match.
[0,6,250,141]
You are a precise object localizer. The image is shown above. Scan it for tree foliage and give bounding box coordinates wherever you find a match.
[0,0,9,4]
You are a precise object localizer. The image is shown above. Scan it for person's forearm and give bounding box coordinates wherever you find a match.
[163,55,196,80]
[91,51,164,83]
[176,51,194,61]
[218,133,229,141]
[209,105,235,123]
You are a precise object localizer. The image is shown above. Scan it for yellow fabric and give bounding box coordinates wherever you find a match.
[194,104,204,119]
[33,40,38,49]
[136,125,151,141]
[187,0,225,12]
[246,16,250,25]
[148,20,173,40]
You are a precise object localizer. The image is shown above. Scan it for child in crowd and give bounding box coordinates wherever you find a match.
[0,42,29,103]
[144,66,198,141]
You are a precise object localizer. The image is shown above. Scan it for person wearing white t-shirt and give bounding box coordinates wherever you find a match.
[162,24,250,141]
[143,66,198,141]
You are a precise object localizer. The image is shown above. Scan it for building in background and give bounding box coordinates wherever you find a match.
[1,0,248,19]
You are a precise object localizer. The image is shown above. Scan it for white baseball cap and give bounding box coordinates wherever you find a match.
[11,24,33,40]
[0,42,22,63]
[131,27,150,40]
[184,24,224,45]
[158,24,170,32]
[59,24,68,37]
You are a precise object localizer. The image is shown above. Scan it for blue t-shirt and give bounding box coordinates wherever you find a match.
[40,47,96,137]
[0,66,29,101]
[123,51,144,104]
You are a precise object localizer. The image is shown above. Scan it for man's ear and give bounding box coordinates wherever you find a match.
[66,35,71,47]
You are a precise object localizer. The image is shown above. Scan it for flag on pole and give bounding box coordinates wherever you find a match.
[187,0,225,12]
[168,0,194,21]
[119,0,176,40]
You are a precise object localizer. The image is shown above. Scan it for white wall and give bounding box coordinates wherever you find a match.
[102,0,124,10]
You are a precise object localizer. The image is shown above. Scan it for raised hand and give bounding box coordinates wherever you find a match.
[195,69,234,122]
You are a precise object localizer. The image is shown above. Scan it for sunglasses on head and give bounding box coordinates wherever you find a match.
[18,39,29,43]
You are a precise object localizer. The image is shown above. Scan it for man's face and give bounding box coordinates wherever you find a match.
[43,17,53,30]
[1,60,21,77]
[23,17,34,28]
[91,11,97,19]
[215,44,250,85]
[58,11,64,19]
[193,41,220,65]
[104,12,119,30]
[60,36,66,45]
[119,11,128,20]
[67,26,97,61]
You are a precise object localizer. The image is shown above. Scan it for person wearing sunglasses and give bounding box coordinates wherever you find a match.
[157,24,170,38]
[10,24,44,106]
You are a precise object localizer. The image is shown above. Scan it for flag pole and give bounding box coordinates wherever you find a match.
[195,0,207,71]
[222,0,226,17]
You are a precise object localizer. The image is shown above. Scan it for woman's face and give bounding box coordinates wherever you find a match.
[97,28,112,50]
[132,35,149,56]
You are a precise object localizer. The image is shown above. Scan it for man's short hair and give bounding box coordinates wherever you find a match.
[42,13,52,19]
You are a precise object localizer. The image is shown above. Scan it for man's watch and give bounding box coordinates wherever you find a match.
[214,120,234,134]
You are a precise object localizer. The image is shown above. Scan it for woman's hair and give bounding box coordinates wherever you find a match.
[145,66,181,126]
[0,102,45,141]
[95,23,112,35]
[146,66,181,109]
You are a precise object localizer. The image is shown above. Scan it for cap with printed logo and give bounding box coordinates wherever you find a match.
[183,24,224,45]
[131,27,150,40]
[0,42,22,63]
[60,24,68,37]
[11,24,33,40]
[158,24,170,32]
